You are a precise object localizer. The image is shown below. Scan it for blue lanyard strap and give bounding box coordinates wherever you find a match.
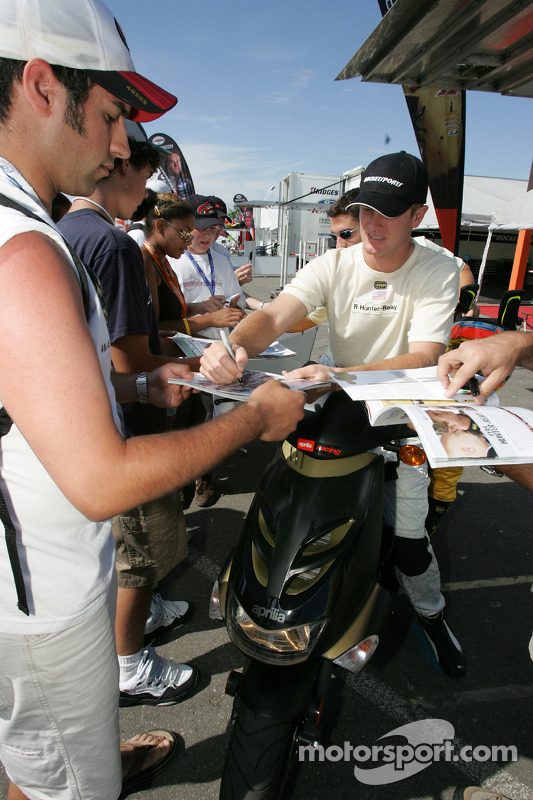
[186,249,216,295]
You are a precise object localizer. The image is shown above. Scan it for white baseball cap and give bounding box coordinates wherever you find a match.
[0,0,177,121]
[146,178,173,194]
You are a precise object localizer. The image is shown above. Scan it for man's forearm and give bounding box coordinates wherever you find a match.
[517,333,533,371]
[333,349,440,373]
[69,380,304,521]
[93,402,268,519]
[111,371,141,404]
[229,309,281,357]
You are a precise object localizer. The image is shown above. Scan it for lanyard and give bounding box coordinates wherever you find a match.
[143,240,187,318]
[71,197,115,225]
[186,249,217,295]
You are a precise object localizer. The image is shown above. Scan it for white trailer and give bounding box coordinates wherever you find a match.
[278,171,341,261]
[234,166,365,286]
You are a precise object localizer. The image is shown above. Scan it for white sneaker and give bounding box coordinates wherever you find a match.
[144,592,194,640]
[119,645,199,707]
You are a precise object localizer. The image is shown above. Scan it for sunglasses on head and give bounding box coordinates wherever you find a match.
[334,227,360,240]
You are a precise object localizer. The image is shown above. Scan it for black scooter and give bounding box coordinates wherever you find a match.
[209,388,424,800]
[209,283,524,799]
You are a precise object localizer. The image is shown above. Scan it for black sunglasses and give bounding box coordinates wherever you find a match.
[334,227,360,240]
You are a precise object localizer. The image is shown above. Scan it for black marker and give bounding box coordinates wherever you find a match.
[469,377,479,397]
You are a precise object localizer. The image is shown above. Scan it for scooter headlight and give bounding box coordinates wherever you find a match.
[226,587,327,664]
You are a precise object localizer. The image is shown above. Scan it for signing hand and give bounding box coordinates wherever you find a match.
[200,340,248,383]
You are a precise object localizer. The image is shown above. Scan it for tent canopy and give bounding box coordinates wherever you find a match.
[420,175,530,229]
[337,0,533,99]
[488,188,533,230]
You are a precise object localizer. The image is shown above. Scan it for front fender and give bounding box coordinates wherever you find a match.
[237,659,322,719]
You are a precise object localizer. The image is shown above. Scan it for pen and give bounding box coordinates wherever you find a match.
[469,377,479,397]
[220,329,244,386]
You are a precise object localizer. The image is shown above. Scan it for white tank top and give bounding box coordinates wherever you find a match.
[0,159,121,632]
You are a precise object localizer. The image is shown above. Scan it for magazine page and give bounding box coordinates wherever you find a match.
[168,369,332,402]
[365,393,499,426]
[172,333,296,359]
[371,403,533,468]
[332,366,480,402]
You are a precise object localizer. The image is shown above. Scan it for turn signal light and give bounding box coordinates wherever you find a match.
[399,444,427,466]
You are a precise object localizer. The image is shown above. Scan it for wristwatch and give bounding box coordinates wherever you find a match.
[136,372,149,404]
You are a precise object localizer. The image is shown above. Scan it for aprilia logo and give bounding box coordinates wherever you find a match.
[297,438,315,452]
[252,604,287,623]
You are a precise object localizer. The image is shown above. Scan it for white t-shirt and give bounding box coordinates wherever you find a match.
[170,247,243,339]
[414,235,466,272]
[127,225,146,247]
[211,239,233,265]
[282,239,458,368]
[0,160,121,633]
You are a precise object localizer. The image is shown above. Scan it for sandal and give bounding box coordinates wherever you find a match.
[119,729,181,798]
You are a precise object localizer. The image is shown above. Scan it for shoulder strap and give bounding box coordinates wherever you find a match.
[0,192,104,615]
[0,193,92,319]
[0,408,28,614]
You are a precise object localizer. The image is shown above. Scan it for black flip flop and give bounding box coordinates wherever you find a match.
[119,729,182,799]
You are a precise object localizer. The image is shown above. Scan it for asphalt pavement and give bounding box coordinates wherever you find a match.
[2,275,532,800]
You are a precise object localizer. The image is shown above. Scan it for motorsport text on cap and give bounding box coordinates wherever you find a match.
[0,0,177,122]
[354,152,428,218]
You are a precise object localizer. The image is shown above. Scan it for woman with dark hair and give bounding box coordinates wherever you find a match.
[140,193,240,336]
[141,194,240,508]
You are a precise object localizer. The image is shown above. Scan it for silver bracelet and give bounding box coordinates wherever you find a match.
[136,372,149,404]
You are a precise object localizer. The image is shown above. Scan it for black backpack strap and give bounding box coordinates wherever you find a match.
[0,192,107,614]
[0,408,29,614]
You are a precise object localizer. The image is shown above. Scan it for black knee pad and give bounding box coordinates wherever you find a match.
[393,535,432,576]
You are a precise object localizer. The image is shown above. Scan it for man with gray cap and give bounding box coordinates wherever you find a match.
[0,1,305,798]
[201,151,466,679]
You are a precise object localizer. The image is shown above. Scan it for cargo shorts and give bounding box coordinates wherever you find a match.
[113,489,188,588]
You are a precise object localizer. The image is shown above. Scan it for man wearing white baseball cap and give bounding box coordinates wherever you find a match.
[0,1,305,798]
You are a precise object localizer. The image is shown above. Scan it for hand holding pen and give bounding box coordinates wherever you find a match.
[220,329,244,386]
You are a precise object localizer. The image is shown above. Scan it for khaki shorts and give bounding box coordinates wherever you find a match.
[0,602,121,800]
[113,489,188,588]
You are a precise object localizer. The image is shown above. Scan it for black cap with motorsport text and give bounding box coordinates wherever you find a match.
[354,152,428,218]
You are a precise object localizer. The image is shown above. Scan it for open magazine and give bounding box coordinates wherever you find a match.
[332,367,533,468]
[172,332,296,359]
[168,368,332,401]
